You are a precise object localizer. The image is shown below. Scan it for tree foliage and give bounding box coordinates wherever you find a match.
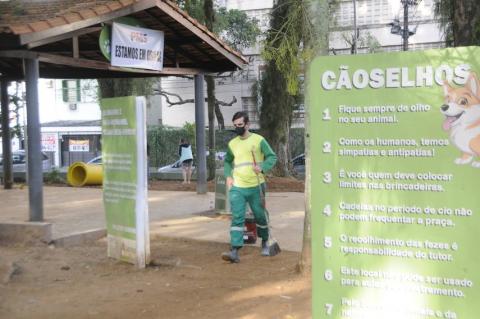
[262,0,315,96]
[215,8,261,51]
[98,78,156,99]
[259,60,296,177]
[435,0,480,46]
[259,0,317,177]
[341,31,382,54]
[0,82,25,140]
[175,0,260,51]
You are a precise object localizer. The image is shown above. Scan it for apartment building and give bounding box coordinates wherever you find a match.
[2,0,444,163]
[159,0,444,129]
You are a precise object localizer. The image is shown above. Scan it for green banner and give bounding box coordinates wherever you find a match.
[100,96,149,268]
[310,47,480,318]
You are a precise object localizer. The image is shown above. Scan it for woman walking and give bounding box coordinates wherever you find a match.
[179,138,193,184]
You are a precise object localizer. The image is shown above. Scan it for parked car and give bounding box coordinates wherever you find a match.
[158,151,226,174]
[291,153,305,178]
[87,156,102,165]
[208,151,226,161]
[84,153,224,178]
[0,150,52,172]
[158,160,194,173]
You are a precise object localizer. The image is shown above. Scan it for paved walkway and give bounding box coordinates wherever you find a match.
[0,186,305,252]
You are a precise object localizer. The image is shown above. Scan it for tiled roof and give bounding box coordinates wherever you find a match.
[0,1,135,34]
[0,0,246,65]
[0,0,247,78]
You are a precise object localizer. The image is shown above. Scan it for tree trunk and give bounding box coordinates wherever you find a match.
[296,0,330,276]
[204,0,216,181]
[206,75,216,181]
[98,78,134,98]
[13,82,23,142]
[259,60,294,177]
[214,103,225,130]
[271,121,290,177]
[453,0,480,46]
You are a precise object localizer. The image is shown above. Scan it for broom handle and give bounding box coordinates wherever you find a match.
[251,150,274,236]
[251,149,264,202]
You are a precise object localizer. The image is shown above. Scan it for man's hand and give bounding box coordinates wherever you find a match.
[226,177,234,188]
[253,165,262,175]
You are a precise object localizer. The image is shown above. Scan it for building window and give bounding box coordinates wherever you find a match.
[61,80,81,103]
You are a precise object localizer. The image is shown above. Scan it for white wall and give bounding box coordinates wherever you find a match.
[330,0,443,52]
[0,137,20,154]
[38,79,101,124]
[161,75,248,128]
[221,0,273,11]
[330,22,444,51]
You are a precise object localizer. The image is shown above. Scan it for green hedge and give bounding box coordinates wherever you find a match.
[147,125,305,167]
[147,125,236,167]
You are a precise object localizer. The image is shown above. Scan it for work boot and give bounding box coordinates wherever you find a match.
[261,240,270,256]
[221,247,240,263]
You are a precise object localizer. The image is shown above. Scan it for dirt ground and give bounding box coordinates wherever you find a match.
[148,176,305,193]
[46,174,305,193]
[0,237,311,319]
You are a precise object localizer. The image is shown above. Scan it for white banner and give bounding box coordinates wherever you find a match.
[69,140,89,152]
[41,133,57,152]
[111,22,164,71]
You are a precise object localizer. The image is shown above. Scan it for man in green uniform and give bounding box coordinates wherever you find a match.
[222,111,277,263]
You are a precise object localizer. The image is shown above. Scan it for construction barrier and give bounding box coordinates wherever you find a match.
[67,162,103,187]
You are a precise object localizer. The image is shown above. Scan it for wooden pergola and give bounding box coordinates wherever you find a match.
[0,0,247,221]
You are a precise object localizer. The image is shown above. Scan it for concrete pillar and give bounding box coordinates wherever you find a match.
[1,80,13,189]
[25,58,43,221]
[194,74,207,194]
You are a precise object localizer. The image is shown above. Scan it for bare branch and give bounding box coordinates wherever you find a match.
[214,71,236,79]
[154,90,237,108]
[216,96,237,106]
[153,90,194,106]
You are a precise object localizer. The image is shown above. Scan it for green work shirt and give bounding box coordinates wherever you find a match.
[224,133,277,188]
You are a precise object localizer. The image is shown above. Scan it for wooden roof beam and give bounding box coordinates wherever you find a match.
[0,50,209,76]
[27,27,102,49]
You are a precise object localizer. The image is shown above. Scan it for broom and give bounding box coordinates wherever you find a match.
[251,149,281,256]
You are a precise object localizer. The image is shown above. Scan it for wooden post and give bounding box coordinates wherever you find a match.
[194,74,207,194]
[25,58,44,221]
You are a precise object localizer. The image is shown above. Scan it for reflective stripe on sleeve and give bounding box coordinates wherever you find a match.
[234,161,263,168]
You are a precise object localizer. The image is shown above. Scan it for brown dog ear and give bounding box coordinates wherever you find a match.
[468,72,480,98]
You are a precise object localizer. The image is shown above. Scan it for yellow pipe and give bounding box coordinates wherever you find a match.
[67,162,103,187]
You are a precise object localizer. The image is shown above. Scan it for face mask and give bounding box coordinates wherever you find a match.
[235,126,246,136]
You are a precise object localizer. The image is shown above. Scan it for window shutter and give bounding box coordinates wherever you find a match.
[62,80,68,102]
[76,80,81,102]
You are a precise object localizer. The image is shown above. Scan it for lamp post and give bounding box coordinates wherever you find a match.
[353,0,357,54]
[388,0,419,51]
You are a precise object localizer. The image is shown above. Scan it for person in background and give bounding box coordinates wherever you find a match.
[221,111,277,263]
[179,138,193,184]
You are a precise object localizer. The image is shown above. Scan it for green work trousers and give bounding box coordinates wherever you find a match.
[229,184,269,247]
